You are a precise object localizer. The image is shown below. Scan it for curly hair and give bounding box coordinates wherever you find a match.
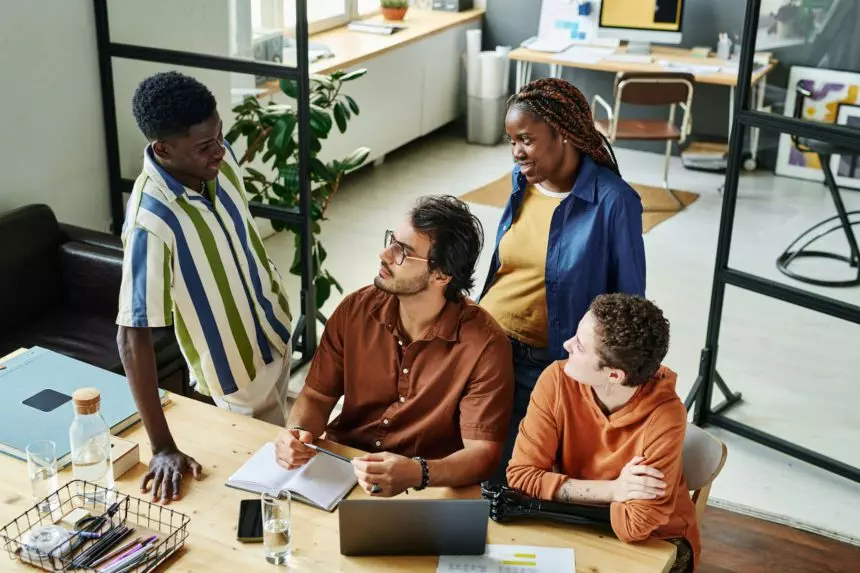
[410,195,484,302]
[589,293,670,386]
[132,71,217,140]
[508,77,620,176]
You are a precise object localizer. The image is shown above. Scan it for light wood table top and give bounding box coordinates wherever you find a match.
[258,8,484,98]
[510,45,776,87]
[0,352,675,572]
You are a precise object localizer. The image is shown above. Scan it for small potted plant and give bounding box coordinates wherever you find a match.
[381,0,409,21]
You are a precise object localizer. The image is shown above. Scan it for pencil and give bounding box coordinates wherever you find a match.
[305,443,352,464]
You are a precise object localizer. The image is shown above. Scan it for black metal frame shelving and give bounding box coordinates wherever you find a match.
[685,0,860,483]
[93,0,318,369]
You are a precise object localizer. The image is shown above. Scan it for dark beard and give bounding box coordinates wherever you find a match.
[373,272,430,296]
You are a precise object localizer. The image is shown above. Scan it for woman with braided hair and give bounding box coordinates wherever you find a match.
[479,78,646,483]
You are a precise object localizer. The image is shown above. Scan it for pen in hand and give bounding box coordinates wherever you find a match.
[304,443,352,464]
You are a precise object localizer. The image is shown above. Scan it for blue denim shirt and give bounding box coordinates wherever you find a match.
[478,155,646,361]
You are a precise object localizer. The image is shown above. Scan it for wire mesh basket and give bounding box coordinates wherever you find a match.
[1,480,190,572]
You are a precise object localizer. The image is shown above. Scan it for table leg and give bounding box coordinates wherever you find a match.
[728,85,735,138]
[549,63,562,79]
[747,75,767,171]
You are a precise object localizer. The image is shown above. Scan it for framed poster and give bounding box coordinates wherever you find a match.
[830,103,860,190]
[775,66,860,183]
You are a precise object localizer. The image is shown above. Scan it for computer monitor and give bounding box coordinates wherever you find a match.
[598,0,685,54]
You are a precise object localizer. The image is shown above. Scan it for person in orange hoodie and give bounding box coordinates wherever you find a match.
[507,293,700,573]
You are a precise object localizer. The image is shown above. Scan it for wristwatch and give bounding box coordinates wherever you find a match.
[412,456,430,491]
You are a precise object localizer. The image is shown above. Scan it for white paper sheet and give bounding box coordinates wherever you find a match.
[555,46,616,65]
[479,51,507,99]
[495,45,512,94]
[466,29,482,97]
[437,544,574,573]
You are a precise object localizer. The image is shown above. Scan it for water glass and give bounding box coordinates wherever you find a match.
[261,491,291,565]
[26,440,59,512]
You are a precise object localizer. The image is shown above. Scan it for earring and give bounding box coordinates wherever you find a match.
[563,139,569,144]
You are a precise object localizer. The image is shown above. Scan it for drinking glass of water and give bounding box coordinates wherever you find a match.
[261,491,291,565]
[26,440,59,512]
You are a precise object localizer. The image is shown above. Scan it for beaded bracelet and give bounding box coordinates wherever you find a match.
[413,456,429,490]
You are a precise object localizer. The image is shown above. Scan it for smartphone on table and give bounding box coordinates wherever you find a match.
[237,499,264,542]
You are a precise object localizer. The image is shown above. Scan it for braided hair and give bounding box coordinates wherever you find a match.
[507,78,621,176]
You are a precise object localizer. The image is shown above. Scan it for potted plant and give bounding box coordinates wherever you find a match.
[225,70,370,310]
[381,0,409,21]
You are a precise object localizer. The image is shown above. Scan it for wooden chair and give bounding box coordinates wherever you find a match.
[682,422,728,522]
[591,71,695,211]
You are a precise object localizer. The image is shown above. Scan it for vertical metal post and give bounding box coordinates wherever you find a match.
[692,0,762,425]
[295,0,317,360]
[92,0,124,235]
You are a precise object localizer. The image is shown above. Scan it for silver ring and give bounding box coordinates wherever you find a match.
[370,484,381,494]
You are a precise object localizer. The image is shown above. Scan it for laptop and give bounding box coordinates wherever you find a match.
[338,499,490,556]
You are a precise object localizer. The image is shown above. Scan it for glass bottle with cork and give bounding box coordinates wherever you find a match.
[69,388,115,503]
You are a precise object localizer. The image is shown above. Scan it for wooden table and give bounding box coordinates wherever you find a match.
[510,44,778,171]
[257,8,485,98]
[0,353,676,572]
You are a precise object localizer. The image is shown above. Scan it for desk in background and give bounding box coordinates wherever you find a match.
[510,45,778,171]
[0,350,676,573]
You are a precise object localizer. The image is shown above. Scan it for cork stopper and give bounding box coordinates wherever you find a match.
[73,388,101,415]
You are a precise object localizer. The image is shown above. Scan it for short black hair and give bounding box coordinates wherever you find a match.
[589,294,670,386]
[410,195,484,302]
[132,71,217,140]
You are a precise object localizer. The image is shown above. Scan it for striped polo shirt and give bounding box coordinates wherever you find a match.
[116,142,292,398]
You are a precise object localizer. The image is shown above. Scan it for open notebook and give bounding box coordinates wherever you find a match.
[226,442,357,512]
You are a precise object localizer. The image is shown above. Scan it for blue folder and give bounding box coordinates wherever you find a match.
[0,347,167,468]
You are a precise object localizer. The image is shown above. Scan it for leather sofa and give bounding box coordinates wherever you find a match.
[0,204,187,391]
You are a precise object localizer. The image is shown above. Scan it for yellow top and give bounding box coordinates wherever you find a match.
[480,185,567,348]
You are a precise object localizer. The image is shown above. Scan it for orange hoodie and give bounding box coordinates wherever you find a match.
[507,362,701,570]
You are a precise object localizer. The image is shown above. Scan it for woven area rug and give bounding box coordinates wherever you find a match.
[459,174,699,233]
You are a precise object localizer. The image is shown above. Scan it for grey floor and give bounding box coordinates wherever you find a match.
[264,126,860,542]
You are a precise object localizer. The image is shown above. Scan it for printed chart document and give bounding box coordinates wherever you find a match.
[226,442,357,512]
[437,544,574,573]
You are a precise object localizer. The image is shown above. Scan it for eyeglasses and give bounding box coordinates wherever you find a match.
[384,230,429,266]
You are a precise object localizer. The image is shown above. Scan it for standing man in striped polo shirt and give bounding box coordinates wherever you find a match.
[116,72,293,503]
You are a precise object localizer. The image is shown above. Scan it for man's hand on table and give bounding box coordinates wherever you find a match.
[352,452,422,497]
[141,448,202,504]
[274,428,317,470]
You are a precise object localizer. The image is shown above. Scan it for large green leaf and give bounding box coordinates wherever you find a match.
[244,180,260,198]
[315,275,332,308]
[289,243,302,276]
[246,167,267,180]
[318,241,328,264]
[340,69,367,82]
[309,157,335,182]
[340,147,371,170]
[280,79,298,99]
[310,74,335,89]
[309,135,322,154]
[269,120,287,154]
[345,95,360,115]
[333,102,348,134]
[279,163,300,190]
[309,107,333,138]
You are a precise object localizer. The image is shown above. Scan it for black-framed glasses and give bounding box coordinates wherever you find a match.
[384,230,429,266]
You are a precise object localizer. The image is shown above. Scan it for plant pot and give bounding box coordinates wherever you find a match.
[382,7,408,21]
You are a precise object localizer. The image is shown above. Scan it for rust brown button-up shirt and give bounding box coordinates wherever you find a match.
[305,286,514,459]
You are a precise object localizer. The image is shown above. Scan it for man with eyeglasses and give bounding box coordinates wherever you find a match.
[275,196,514,497]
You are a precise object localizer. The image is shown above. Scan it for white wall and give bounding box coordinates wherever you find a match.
[0,0,110,231]
[108,0,234,181]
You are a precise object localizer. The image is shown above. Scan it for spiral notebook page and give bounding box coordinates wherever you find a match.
[287,451,358,511]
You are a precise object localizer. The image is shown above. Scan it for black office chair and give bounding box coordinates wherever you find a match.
[776,84,860,287]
